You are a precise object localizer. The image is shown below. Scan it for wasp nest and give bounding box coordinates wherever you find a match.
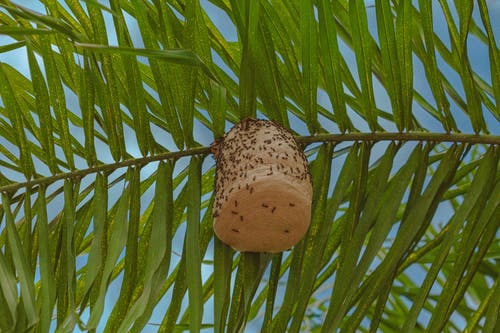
[212,118,312,253]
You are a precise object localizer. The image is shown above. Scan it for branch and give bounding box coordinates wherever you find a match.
[296,132,500,145]
[1,132,498,193]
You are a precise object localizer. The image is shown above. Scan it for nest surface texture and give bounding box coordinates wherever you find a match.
[213,118,313,253]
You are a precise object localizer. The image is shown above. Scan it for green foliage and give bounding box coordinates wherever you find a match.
[0,1,499,332]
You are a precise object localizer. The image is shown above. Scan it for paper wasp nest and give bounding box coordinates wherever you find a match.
[212,118,312,253]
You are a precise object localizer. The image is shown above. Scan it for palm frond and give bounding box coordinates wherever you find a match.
[0,1,499,332]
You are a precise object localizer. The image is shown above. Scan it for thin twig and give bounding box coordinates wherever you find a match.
[0,132,498,193]
[296,132,500,145]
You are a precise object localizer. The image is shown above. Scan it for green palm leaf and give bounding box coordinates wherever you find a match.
[0,1,499,332]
